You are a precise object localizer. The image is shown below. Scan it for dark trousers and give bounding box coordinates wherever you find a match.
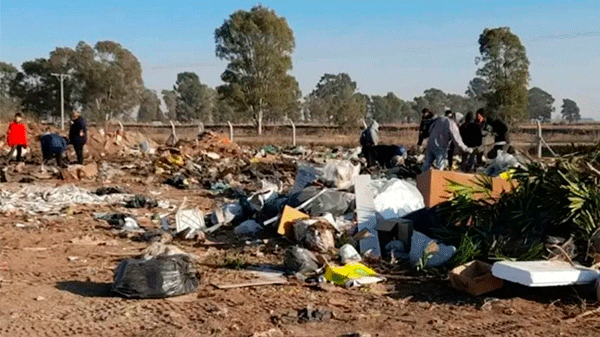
[43,152,63,167]
[15,146,22,162]
[448,144,455,169]
[73,143,85,164]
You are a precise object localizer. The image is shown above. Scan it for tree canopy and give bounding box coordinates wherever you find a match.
[474,27,530,123]
[527,87,554,122]
[305,73,366,127]
[173,72,214,122]
[215,5,300,134]
[561,98,580,123]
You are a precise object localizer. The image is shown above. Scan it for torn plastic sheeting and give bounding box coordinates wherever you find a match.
[409,231,456,267]
[210,203,244,225]
[371,178,424,220]
[291,165,320,194]
[355,175,380,257]
[175,209,206,239]
[248,188,279,212]
[287,186,353,217]
[322,160,360,190]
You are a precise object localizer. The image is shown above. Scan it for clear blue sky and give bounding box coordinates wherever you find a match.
[1,0,599,119]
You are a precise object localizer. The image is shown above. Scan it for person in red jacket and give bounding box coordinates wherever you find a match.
[6,112,28,162]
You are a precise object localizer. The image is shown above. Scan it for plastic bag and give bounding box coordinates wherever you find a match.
[371,178,424,219]
[486,151,520,177]
[284,246,320,275]
[287,186,353,217]
[112,254,199,299]
[322,160,360,190]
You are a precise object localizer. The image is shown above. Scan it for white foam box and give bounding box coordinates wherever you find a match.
[491,260,600,287]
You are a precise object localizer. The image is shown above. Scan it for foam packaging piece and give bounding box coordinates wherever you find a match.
[491,260,600,287]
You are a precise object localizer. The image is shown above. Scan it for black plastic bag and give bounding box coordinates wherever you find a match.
[287,186,352,217]
[125,195,158,208]
[112,254,199,299]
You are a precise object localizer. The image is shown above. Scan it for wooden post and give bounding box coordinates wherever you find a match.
[537,121,542,159]
[228,121,234,142]
[290,120,296,146]
[198,122,204,134]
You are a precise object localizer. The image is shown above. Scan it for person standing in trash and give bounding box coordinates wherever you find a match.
[417,108,435,151]
[6,112,28,162]
[487,117,510,159]
[40,133,68,168]
[421,115,472,172]
[360,119,379,166]
[459,111,483,172]
[68,111,87,165]
[445,110,459,169]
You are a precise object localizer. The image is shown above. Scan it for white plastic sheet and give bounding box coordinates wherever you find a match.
[371,178,424,220]
[322,160,360,190]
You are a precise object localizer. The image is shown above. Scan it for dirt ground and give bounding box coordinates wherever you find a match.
[1,178,600,337]
[1,128,600,337]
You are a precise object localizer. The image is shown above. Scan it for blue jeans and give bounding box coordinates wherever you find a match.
[422,147,448,172]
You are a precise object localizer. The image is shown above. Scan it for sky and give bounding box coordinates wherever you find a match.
[1,0,599,119]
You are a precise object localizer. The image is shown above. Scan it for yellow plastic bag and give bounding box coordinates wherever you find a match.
[324,262,382,287]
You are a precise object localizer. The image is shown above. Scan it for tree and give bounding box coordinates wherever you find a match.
[11,41,144,121]
[215,5,300,134]
[0,62,20,119]
[466,77,489,104]
[561,99,580,123]
[527,87,554,122]
[414,88,448,115]
[474,27,530,123]
[138,89,160,122]
[161,90,177,120]
[370,92,406,123]
[173,72,212,122]
[306,73,366,127]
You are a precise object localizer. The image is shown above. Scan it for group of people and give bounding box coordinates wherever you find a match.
[5,111,88,167]
[360,107,509,173]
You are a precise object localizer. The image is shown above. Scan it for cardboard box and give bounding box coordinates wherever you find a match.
[376,213,413,251]
[449,261,504,296]
[416,169,515,208]
[277,205,309,240]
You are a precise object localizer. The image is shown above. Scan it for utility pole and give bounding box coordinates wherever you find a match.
[51,73,69,130]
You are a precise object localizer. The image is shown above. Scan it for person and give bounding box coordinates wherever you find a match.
[474,108,488,165]
[360,120,379,166]
[487,118,509,159]
[363,144,407,168]
[6,112,28,162]
[421,115,472,172]
[417,108,435,149]
[40,133,68,167]
[459,111,483,172]
[445,110,458,169]
[69,111,87,164]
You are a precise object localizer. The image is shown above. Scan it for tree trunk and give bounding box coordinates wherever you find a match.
[257,109,263,135]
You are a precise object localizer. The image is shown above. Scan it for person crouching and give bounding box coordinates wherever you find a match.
[40,133,68,168]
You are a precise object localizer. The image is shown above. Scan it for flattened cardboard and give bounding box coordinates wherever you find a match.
[416,169,515,208]
[277,205,309,240]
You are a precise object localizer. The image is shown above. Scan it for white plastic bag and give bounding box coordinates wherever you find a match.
[371,178,424,220]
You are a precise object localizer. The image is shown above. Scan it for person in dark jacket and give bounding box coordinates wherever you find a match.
[417,108,435,149]
[487,118,509,159]
[40,133,68,167]
[459,111,483,172]
[69,111,87,164]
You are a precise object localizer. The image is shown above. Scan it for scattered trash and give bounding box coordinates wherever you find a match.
[293,218,336,252]
[491,260,600,287]
[175,209,205,240]
[112,254,199,299]
[211,203,244,225]
[324,262,383,288]
[94,213,137,230]
[234,220,263,236]
[339,244,362,264]
[298,306,332,323]
[287,187,352,217]
[277,205,309,239]
[409,231,456,268]
[322,160,360,190]
[284,246,321,275]
[164,174,189,189]
[95,186,127,196]
[449,261,504,296]
[125,195,158,208]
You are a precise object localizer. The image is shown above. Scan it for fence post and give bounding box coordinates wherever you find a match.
[537,121,542,159]
[290,120,296,146]
[228,121,234,142]
[198,122,204,134]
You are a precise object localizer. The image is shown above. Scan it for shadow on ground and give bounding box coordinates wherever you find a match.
[56,281,114,297]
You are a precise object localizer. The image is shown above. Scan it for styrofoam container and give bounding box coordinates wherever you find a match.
[491,260,600,287]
